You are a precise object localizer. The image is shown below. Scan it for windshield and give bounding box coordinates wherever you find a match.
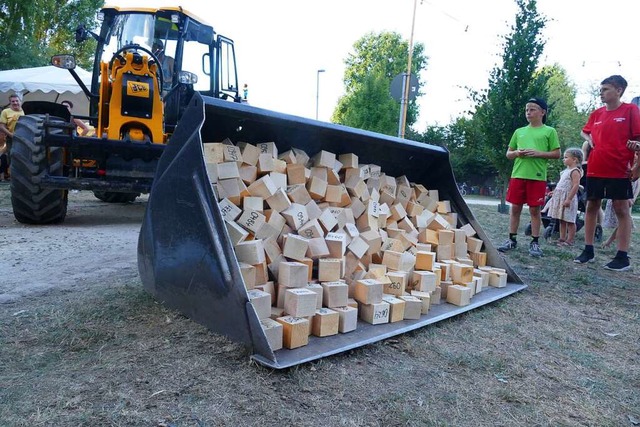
[101,13,177,67]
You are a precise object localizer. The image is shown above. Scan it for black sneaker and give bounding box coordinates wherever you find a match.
[603,257,631,272]
[497,239,517,252]
[574,250,595,264]
[529,241,543,257]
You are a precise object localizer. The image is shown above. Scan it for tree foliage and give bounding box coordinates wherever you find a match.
[0,0,102,71]
[470,0,548,199]
[332,31,427,136]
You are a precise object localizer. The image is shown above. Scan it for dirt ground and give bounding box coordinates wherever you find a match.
[0,185,146,303]
[1,183,639,427]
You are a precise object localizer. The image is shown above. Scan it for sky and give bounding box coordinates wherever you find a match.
[107,0,640,132]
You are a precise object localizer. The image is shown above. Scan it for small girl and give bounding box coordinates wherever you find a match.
[602,152,640,248]
[543,147,583,246]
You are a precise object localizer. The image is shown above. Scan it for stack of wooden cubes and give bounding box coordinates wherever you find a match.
[204,139,506,351]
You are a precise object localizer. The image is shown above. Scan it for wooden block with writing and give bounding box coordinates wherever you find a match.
[318,258,342,282]
[382,295,405,323]
[237,209,266,234]
[410,290,431,314]
[359,301,390,325]
[311,308,339,337]
[284,288,318,317]
[325,232,347,258]
[218,198,242,223]
[276,316,309,349]
[333,306,358,333]
[260,318,283,351]
[399,295,422,320]
[282,203,309,231]
[322,281,349,308]
[306,282,324,309]
[248,289,272,320]
[354,278,383,304]
[384,270,408,296]
[412,270,437,292]
[278,261,309,288]
[446,285,472,306]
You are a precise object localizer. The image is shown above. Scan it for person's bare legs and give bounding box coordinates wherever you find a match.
[612,200,632,252]
[583,199,601,245]
[529,205,541,237]
[603,227,618,248]
[509,204,523,234]
[559,219,567,242]
[565,221,576,244]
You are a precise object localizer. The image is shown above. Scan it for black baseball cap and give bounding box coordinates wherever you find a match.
[527,97,548,122]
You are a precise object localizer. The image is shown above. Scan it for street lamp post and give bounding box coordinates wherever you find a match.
[316,69,325,120]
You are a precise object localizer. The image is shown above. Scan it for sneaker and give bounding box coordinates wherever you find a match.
[529,241,543,257]
[497,239,517,252]
[603,257,631,272]
[574,250,595,264]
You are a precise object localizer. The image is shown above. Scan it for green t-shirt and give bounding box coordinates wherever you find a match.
[508,124,560,181]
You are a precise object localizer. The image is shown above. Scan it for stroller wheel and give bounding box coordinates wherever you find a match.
[543,225,554,240]
[524,223,532,236]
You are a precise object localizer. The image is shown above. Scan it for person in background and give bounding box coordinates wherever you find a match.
[0,93,25,178]
[541,147,583,246]
[152,39,174,88]
[0,132,8,181]
[497,97,561,257]
[574,75,640,271]
[581,139,604,239]
[601,163,639,249]
[61,100,90,136]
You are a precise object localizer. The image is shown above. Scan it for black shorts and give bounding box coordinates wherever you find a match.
[585,177,633,200]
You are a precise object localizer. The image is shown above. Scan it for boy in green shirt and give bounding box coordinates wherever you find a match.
[498,97,561,257]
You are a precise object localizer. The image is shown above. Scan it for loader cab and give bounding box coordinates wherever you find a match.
[87,6,240,132]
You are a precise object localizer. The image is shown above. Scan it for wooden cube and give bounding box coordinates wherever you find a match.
[306,282,324,309]
[399,295,422,320]
[247,175,277,198]
[489,270,508,288]
[354,278,383,304]
[415,251,436,271]
[451,263,474,284]
[318,258,342,282]
[276,316,309,349]
[384,271,408,296]
[282,234,310,261]
[446,285,472,306]
[359,301,390,325]
[410,290,431,314]
[322,281,349,308]
[382,295,405,323]
[237,209,266,234]
[411,270,437,292]
[311,308,339,337]
[260,318,283,351]
[234,240,265,265]
[278,261,309,288]
[248,289,272,320]
[282,203,309,231]
[325,232,347,258]
[284,288,318,317]
[332,306,358,333]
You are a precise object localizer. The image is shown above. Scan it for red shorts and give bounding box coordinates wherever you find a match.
[506,178,547,207]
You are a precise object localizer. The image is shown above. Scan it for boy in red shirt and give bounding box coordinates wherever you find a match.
[575,75,640,271]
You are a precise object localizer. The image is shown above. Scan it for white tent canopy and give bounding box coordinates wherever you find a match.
[0,65,92,116]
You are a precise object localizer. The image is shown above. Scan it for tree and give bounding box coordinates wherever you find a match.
[0,0,102,71]
[539,64,589,180]
[332,31,427,136]
[470,0,548,210]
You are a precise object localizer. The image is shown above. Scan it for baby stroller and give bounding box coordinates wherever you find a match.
[524,182,600,241]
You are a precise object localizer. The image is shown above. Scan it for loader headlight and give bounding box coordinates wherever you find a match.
[178,71,198,85]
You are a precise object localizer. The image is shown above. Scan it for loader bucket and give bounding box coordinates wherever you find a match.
[138,93,526,369]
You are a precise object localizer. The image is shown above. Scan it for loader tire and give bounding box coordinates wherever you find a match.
[93,191,139,203]
[10,115,68,224]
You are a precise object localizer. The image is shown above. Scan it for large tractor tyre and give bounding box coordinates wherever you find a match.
[10,115,68,224]
[93,191,139,203]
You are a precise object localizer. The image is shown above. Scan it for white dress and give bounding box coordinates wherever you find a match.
[543,167,581,223]
[603,180,639,229]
